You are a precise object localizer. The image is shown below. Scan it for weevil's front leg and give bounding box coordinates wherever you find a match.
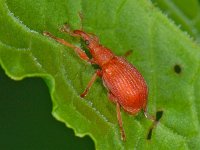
[108,92,126,141]
[43,31,89,62]
[80,69,102,98]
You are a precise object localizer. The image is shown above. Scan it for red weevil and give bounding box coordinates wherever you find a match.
[43,25,154,141]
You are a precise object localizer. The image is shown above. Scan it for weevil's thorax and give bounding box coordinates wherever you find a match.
[89,44,114,67]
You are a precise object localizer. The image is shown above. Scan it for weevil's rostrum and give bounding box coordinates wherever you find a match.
[43,26,154,141]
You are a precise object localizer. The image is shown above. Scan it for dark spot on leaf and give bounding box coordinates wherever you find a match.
[174,64,181,74]
[156,110,163,122]
[147,110,164,140]
[147,127,153,140]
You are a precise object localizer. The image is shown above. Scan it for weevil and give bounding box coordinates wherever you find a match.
[43,25,155,141]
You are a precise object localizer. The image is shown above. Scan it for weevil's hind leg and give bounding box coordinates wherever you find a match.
[116,102,126,141]
[80,69,102,98]
[108,93,126,141]
[143,104,155,122]
[43,31,89,62]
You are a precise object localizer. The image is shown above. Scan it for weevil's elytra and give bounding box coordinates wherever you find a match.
[43,25,155,141]
[102,57,148,115]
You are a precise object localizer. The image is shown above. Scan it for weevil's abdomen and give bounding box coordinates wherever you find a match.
[102,57,148,115]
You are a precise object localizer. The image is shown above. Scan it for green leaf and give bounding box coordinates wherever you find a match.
[151,0,200,42]
[0,0,200,149]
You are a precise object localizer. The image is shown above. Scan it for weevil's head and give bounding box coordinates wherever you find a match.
[73,30,99,49]
[73,30,114,66]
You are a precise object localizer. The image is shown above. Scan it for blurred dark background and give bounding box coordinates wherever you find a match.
[0,67,94,150]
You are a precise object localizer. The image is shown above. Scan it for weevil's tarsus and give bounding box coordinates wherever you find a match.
[143,107,155,122]
[80,69,102,98]
[43,31,90,62]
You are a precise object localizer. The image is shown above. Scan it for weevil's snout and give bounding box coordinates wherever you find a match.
[74,30,99,47]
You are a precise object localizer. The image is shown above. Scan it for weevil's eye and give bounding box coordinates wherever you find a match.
[85,40,90,45]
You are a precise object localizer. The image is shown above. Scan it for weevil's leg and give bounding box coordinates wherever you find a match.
[108,92,126,141]
[80,69,102,98]
[59,25,80,37]
[116,102,126,141]
[88,58,96,64]
[43,31,89,62]
[123,50,132,58]
[143,105,155,122]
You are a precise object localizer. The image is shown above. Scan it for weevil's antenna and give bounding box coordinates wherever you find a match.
[59,12,84,36]
[59,24,79,37]
[78,12,83,30]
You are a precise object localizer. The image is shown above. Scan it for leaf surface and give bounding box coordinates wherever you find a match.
[0,0,200,149]
[151,0,200,42]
